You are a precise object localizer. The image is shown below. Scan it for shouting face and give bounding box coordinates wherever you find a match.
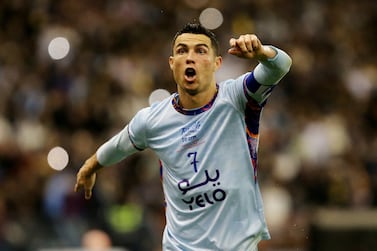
[169,33,222,107]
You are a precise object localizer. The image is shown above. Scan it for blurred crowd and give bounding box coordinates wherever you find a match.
[0,0,376,250]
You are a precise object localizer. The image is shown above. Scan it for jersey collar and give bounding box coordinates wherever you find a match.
[172,84,219,115]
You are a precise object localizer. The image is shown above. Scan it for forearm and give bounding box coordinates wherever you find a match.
[96,125,139,166]
[254,46,292,85]
[245,46,292,104]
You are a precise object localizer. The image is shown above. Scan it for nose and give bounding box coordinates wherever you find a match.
[186,50,195,64]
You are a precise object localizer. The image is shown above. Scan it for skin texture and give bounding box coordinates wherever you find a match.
[74,33,277,200]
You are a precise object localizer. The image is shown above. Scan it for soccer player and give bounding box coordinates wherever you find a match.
[74,23,292,251]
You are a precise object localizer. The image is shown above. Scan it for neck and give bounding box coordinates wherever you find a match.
[177,85,218,109]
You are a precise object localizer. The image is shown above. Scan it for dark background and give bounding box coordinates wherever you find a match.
[1,0,377,250]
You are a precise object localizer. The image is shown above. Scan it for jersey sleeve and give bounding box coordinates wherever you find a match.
[96,107,150,166]
[96,125,138,166]
[220,46,291,111]
[127,107,150,150]
[244,46,292,105]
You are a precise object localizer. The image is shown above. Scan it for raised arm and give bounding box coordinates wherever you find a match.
[228,34,278,60]
[228,34,292,105]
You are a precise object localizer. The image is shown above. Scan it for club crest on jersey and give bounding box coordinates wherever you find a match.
[181,120,201,143]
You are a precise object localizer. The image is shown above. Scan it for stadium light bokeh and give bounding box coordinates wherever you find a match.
[148,89,171,106]
[48,37,71,60]
[199,7,223,30]
[47,146,69,171]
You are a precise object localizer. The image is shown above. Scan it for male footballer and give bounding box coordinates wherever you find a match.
[75,22,292,250]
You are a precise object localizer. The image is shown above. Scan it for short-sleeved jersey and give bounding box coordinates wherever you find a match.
[128,73,270,250]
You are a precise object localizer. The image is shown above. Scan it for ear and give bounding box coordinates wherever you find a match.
[214,56,222,71]
[169,56,174,70]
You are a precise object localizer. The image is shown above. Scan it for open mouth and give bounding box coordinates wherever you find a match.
[184,68,196,82]
[185,68,196,77]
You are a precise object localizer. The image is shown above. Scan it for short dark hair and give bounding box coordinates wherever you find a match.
[172,23,220,56]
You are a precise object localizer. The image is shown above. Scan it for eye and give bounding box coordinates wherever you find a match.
[176,47,187,55]
[197,47,207,54]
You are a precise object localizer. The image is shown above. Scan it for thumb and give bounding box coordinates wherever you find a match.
[228,46,242,56]
[74,183,80,193]
[85,188,92,200]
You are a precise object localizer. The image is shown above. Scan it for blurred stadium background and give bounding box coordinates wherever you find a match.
[0,0,377,250]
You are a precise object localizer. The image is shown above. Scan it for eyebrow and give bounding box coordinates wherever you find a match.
[175,43,210,49]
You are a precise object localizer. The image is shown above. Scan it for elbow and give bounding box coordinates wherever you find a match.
[285,55,293,72]
[281,50,292,74]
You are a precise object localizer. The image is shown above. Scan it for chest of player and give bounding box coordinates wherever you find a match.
[150,105,243,159]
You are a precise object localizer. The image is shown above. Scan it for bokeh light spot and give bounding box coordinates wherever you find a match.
[47,146,69,171]
[199,8,223,30]
[148,89,171,106]
[48,37,70,60]
[263,186,292,231]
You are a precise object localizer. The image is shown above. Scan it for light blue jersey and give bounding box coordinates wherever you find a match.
[96,47,292,251]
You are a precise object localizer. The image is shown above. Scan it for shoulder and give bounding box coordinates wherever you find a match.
[217,73,250,105]
[219,73,250,92]
[147,93,175,117]
[132,94,174,124]
[128,94,174,148]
